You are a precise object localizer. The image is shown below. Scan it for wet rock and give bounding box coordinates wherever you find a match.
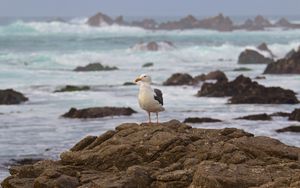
[183,117,222,123]
[163,73,196,86]
[275,18,300,29]
[3,120,300,188]
[255,76,266,79]
[270,112,291,117]
[74,63,118,72]
[289,109,300,121]
[86,12,114,26]
[238,49,273,64]
[0,89,28,105]
[264,48,300,74]
[194,70,228,82]
[240,15,272,31]
[257,42,275,58]
[197,13,234,31]
[158,15,199,30]
[10,158,44,166]
[197,75,299,104]
[236,113,272,121]
[62,107,137,119]
[123,82,135,86]
[285,49,297,59]
[233,67,252,71]
[276,125,300,133]
[142,62,154,68]
[131,41,174,51]
[54,85,90,92]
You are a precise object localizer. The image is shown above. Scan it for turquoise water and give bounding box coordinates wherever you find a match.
[0,18,300,180]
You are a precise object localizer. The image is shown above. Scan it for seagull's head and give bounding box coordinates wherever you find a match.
[135,74,152,84]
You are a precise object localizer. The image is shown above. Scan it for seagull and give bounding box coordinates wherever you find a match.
[135,74,165,123]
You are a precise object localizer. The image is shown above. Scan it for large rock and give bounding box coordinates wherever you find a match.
[264,48,300,74]
[163,73,196,86]
[87,12,114,26]
[289,109,300,121]
[54,85,90,93]
[275,18,300,29]
[0,89,28,105]
[238,49,273,64]
[240,15,272,31]
[197,13,234,31]
[158,15,199,30]
[131,19,157,29]
[276,125,300,133]
[3,120,300,188]
[62,107,137,119]
[131,41,174,51]
[257,42,275,58]
[236,113,272,121]
[194,70,228,82]
[74,63,118,72]
[183,117,222,123]
[197,75,299,104]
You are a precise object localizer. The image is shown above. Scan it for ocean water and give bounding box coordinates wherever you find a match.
[0,17,300,180]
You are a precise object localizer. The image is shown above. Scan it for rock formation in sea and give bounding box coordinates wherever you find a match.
[74,63,118,72]
[264,47,300,74]
[238,49,273,64]
[163,73,197,86]
[131,41,175,51]
[236,113,272,121]
[2,120,300,188]
[197,75,299,104]
[194,70,228,82]
[0,89,28,105]
[257,42,276,58]
[183,117,222,123]
[62,107,137,119]
[54,85,90,92]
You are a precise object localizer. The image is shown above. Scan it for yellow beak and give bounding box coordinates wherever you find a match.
[134,77,142,83]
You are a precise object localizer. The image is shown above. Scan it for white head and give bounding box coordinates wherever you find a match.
[135,74,152,84]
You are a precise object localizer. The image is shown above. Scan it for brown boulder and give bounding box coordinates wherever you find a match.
[163,73,196,86]
[238,49,273,64]
[236,113,272,121]
[197,75,299,104]
[289,109,300,121]
[276,125,300,133]
[131,41,174,51]
[257,42,275,58]
[0,89,28,105]
[74,63,118,72]
[183,117,222,123]
[86,12,114,26]
[264,49,300,74]
[62,107,137,119]
[194,70,228,82]
[3,120,300,188]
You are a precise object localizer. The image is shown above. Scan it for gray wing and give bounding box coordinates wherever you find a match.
[154,88,163,105]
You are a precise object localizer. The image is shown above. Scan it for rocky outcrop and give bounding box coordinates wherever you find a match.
[142,62,154,68]
[131,41,175,51]
[236,113,272,121]
[240,15,272,31]
[3,120,300,188]
[62,107,137,119]
[276,125,300,133]
[183,117,222,123]
[238,49,273,64]
[74,63,118,72]
[158,15,199,30]
[194,70,228,82]
[197,75,299,104]
[163,73,196,86]
[264,48,300,74]
[289,109,300,121]
[257,42,275,58]
[132,19,157,29]
[0,89,28,105]
[87,12,114,26]
[197,13,234,31]
[54,85,90,92]
[275,18,300,29]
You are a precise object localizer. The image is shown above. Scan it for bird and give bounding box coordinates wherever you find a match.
[135,74,165,124]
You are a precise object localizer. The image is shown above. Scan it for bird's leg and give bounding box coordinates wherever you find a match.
[156,112,159,124]
[148,112,151,124]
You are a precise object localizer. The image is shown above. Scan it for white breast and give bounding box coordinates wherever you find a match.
[138,84,164,112]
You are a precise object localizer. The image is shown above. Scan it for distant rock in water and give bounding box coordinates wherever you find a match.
[239,15,272,31]
[87,12,114,26]
[132,19,157,29]
[197,13,234,31]
[131,41,175,51]
[264,48,300,74]
[183,117,222,123]
[163,73,196,86]
[3,120,300,188]
[62,107,137,119]
[142,62,154,68]
[54,85,90,92]
[123,82,135,86]
[197,75,299,104]
[194,70,228,82]
[275,18,300,29]
[276,125,300,133]
[257,42,275,58]
[0,89,28,105]
[233,67,252,72]
[236,113,272,121]
[74,63,118,72]
[289,109,300,122]
[238,49,273,64]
